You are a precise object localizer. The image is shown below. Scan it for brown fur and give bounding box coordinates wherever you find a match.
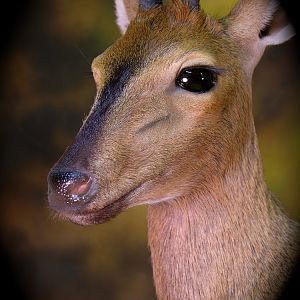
[148,138,299,299]
[124,0,139,21]
[49,0,299,299]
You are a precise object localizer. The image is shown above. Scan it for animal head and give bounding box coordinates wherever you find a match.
[48,0,294,225]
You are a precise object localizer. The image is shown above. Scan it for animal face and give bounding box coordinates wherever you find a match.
[48,0,294,225]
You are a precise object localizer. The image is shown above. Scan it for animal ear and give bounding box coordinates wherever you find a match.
[259,8,295,46]
[115,0,139,34]
[226,0,295,71]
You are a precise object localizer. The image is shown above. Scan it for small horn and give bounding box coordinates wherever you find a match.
[184,0,200,11]
[139,0,163,10]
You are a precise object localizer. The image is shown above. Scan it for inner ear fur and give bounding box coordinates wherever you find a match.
[259,7,295,45]
[115,0,139,34]
[226,0,279,42]
[224,0,295,75]
[226,0,294,44]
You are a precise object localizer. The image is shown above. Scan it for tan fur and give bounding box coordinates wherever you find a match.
[116,0,139,33]
[148,137,299,299]
[50,0,299,299]
[227,0,278,40]
[123,0,139,21]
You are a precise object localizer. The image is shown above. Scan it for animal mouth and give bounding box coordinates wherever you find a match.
[55,186,137,226]
[67,196,129,225]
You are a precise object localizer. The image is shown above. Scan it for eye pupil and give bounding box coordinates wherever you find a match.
[176,67,217,93]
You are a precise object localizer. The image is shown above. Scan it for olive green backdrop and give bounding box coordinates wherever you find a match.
[1,0,299,299]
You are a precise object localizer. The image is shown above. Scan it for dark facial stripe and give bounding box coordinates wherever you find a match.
[82,63,134,138]
[54,63,135,169]
[97,64,134,121]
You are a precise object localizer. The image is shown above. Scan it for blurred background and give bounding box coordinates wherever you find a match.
[0,0,299,299]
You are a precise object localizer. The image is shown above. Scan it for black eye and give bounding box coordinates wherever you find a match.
[176,67,218,93]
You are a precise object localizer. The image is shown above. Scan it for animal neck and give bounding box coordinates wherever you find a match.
[147,130,299,300]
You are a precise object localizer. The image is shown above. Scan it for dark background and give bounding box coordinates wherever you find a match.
[1,1,299,299]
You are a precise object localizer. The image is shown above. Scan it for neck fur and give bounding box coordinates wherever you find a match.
[148,132,299,300]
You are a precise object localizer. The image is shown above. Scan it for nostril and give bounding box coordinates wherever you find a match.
[48,170,93,204]
[66,176,92,197]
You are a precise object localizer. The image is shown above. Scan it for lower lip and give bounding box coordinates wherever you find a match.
[59,182,144,225]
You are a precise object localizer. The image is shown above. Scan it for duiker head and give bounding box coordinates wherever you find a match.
[48,0,294,225]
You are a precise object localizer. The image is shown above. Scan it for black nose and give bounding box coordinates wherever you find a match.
[48,170,95,212]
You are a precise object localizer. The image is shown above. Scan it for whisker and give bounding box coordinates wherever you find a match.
[74,43,92,66]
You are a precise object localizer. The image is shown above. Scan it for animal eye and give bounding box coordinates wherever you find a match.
[176,67,218,93]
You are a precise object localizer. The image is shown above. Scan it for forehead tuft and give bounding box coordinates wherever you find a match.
[166,0,202,25]
[93,1,227,79]
[131,0,223,38]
